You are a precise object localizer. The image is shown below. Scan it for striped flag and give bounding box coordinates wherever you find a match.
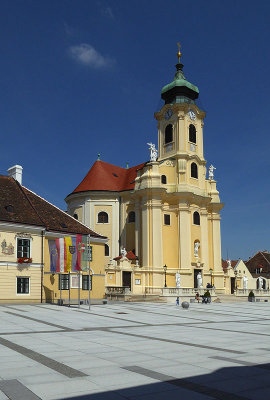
[48,235,86,273]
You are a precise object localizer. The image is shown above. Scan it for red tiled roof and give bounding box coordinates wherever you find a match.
[70,160,146,194]
[222,259,239,271]
[114,251,137,261]
[0,175,106,238]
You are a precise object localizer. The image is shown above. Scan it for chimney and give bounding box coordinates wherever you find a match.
[7,165,23,185]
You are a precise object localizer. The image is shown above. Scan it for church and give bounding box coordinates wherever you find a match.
[65,47,224,298]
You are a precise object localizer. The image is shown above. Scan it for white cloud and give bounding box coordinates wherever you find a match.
[69,44,115,68]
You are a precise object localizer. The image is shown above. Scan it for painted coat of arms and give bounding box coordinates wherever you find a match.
[1,240,14,255]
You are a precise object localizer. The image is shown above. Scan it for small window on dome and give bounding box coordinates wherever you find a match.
[73,213,78,220]
[60,223,67,228]
[189,124,196,144]
[191,162,198,179]
[164,214,171,225]
[128,211,135,223]
[193,211,200,225]
[98,211,108,223]
[165,124,173,144]
[105,244,109,257]
[161,175,167,184]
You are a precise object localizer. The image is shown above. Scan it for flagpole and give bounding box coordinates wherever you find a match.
[68,271,71,307]
[78,271,80,308]
[88,234,91,311]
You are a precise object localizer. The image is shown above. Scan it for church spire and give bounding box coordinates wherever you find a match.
[161,44,199,105]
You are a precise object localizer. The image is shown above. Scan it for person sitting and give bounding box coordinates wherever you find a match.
[195,292,200,303]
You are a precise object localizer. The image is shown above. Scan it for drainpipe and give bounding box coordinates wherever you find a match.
[41,230,45,303]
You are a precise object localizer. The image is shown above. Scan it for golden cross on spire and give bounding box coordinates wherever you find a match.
[177,42,182,63]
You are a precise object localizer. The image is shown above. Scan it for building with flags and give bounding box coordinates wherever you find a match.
[65,48,225,300]
[0,165,107,303]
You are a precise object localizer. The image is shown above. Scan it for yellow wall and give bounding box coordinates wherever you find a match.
[0,229,43,302]
[0,265,42,303]
[162,211,178,268]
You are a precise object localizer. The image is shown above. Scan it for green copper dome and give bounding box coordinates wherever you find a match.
[161,63,199,105]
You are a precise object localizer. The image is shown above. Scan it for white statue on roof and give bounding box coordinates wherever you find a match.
[243,276,248,289]
[147,143,158,162]
[227,259,232,269]
[121,248,127,259]
[194,241,200,258]
[197,272,203,288]
[175,271,181,288]
[258,276,263,290]
[208,164,216,180]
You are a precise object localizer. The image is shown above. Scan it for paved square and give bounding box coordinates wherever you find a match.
[0,301,270,399]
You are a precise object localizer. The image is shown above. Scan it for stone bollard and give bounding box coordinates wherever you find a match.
[181,301,189,309]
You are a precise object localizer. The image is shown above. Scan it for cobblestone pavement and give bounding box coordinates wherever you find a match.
[0,301,270,399]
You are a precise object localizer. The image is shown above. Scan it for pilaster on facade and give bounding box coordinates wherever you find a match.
[211,214,222,272]
[134,200,141,259]
[178,204,191,270]
[200,209,209,270]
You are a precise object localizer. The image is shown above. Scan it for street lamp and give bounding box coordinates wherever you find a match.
[163,265,167,288]
[209,268,213,287]
[234,269,238,290]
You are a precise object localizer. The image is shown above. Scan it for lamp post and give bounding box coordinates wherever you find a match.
[163,265,167,288]
[234,269,238,291]
[209,268,213,287]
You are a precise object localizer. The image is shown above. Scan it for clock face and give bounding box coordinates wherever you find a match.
[188,110,196,120]
[165,109,173,120]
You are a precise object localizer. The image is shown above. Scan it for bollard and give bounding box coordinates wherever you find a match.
[181,301,189,309]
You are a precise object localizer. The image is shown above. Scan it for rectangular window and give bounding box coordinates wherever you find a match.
[17,277,29,294]
[59,274,69,290]
[71,275,81,289]
[17,239,30,258]
[82,275,92,290]
[164,214,171,225]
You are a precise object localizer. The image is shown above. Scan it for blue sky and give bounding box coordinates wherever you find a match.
[1,0,270,260]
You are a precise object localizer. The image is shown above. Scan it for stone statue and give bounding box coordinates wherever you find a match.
[197,272,203,288]
[243,276,248,289]
[258,276,263,290]
[175,271,181,288]
[147,143,158,162]
[208,164,216,180]
[194,242,200,258]
[226,259,232,269]
[121,248,127,259]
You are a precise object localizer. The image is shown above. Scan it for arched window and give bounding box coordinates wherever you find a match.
[73,213,78,220]
[128,211,135,223]
[193,211,200,225]
[105,244,109,256]
[189,124,196,143]
[191,162,198,179]
[165,124,173,144]
[98,211,108,223]
[161,175,167,184]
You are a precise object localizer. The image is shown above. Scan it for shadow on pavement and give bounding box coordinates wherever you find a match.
[59,363,270,400]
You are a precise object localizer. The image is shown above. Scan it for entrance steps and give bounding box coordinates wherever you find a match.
[125,295,166,303]
[216,295,247,303]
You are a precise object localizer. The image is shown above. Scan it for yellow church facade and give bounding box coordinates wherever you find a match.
[66,50,224,299]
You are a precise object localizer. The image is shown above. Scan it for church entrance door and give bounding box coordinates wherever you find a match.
[123,271,131,290]
[194,269,201,288]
